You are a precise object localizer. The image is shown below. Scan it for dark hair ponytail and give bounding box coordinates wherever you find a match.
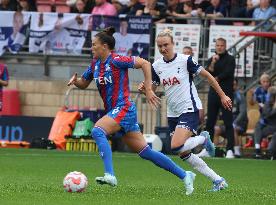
[95,26,116,50]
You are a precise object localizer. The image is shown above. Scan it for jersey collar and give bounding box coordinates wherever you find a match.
[163,53,177,63]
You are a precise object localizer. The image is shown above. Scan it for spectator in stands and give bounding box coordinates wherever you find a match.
[205,0,229,25]
[251,0,276,27]
[244,73,271,148]
[119,0,144,16]
[91,0,117,16]
[253,86,276,158]
[228,0,247,17]
[0,59,9,112]
[71,0,94,13]
[17,0,36,11]
[0,0,16,10]
[162,0,185,24]
[210,79,248,157]
[231,0,255,20]
[183,46,193,55]
[205,37,236,158]
[249,73,271,113]
[111,0,128,15]
[171,1,202,24]
[136,0,166,22]
[195,0,212,11]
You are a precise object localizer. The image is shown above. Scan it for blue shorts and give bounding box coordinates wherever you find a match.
[168,111,199,136]
[107,103,140,137]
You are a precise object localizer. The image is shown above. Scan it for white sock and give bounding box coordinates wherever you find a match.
[185,153,221,182]
[234,146,241,156]
[179,135,205,152]
[255,144,260,149]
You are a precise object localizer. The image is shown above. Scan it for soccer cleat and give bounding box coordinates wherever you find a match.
[210,178,228,192]
[201,131,216,157]
[183,171,196,195]
[95,173,117,187]
[226,150,235,159]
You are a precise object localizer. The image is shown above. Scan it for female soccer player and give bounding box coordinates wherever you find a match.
[139,29,231,192]
[67,27,196,195]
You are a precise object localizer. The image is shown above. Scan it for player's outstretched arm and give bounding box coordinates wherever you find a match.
[67,73,91,89]
[134,57,161,109]
[138,81,157,95]
[199,69,232,111]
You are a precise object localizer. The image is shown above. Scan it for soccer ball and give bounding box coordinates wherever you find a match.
[63,171,88,193]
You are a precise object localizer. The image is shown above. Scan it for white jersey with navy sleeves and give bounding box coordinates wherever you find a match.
[152,53,203,117]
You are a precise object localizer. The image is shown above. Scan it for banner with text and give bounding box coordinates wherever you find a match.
[208,25,255,77]
[154,24,201,61]
[0,11,30,56]
[29,13,90,55]
[92,15,151,60]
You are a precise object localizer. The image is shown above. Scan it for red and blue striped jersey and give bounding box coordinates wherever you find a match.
[82,53,136,111]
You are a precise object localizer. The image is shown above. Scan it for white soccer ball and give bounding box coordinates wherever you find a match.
[63,171,88,193]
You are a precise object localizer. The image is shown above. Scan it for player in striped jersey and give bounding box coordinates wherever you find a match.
[139,29,232,192]
[68,27,196,195]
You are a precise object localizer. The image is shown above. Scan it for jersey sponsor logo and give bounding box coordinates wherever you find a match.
[162,77,180,86]
[179,121,187,124]
[95,65,99,71]
[94,76,113,85]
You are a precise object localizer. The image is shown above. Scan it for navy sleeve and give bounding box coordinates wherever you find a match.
[187,56,203,75]
[82,65,94,81]
[152,65,160,86]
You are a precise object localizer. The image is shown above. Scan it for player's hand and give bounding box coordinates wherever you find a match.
[145,89,161,110]
[67,73,78,86]
[138,81,146,94]
[221,95,232,111]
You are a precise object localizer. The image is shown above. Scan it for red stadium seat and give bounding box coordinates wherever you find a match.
[36,0,54,12]
[54,0,70,13]
[37,5,52,12]
[55,5,70,13]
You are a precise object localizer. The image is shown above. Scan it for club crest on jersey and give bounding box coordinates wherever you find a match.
[105,65,111,71]
[162,77,180,86]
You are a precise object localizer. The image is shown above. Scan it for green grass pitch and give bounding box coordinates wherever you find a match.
[0,148,275,205]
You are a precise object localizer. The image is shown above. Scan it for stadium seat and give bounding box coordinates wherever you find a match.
[36,0,54,12]
[55,0,70,13]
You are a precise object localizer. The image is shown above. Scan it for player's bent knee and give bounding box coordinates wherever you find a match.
[91,126,107,139]
[179,152,191,160]
[138,145,152,160]
[171,144,185,154]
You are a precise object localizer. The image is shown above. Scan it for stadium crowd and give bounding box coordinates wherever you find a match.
[0,0,276,25]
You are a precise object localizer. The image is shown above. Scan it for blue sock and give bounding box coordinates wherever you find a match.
[139,145,186,180]
[92,126,114,175]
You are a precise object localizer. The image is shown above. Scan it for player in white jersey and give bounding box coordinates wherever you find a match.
[139,29,231,192]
